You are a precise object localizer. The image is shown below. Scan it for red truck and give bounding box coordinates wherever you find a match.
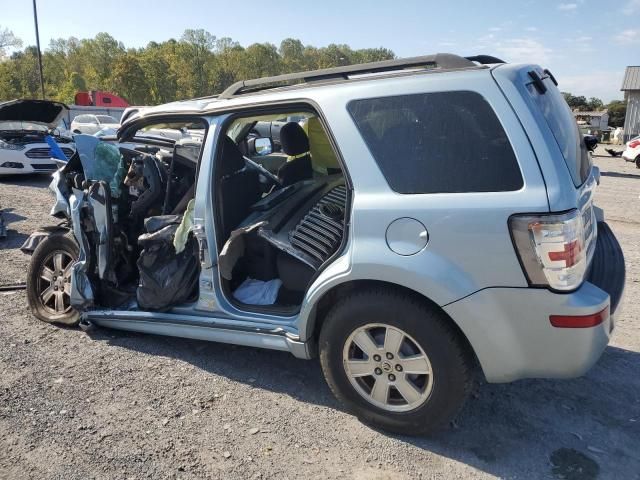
[74,91,129,108]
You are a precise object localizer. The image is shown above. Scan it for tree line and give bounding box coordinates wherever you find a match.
[0,26,626,127]
[562,92,626,127]
[0,28,394,105]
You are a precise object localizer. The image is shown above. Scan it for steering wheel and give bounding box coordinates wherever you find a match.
[243,155,283,188]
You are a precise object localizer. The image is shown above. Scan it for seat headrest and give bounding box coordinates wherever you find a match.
[219,136,246,177]
[280,122,309,156]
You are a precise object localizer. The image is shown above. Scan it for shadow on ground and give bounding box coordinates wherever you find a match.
[0,174,51,188]
[600,171,640,180]
[86,326,640,478]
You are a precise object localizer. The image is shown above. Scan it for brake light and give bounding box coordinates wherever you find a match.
[510,208,596,291]
[629,140,640,149]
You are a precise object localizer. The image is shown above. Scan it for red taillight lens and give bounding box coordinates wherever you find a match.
[547,239,581,267]
[510,208,596,291]
[629,140,640,148]
[550,306,609,328]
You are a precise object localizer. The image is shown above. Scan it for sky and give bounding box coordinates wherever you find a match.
[1,0,638,102]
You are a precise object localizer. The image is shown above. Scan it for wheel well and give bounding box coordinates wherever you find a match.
[308,279,478,366]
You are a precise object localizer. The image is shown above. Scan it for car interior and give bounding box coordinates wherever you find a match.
[59,108,348,314]
[214,110,348,311]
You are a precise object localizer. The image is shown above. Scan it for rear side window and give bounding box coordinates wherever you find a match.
[348,91,523,194]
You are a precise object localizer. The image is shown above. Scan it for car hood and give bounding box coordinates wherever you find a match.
[0,99,70,128]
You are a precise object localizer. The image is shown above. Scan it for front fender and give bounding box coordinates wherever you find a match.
[20,225,71,254]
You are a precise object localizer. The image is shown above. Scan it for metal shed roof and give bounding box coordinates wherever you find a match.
[621,66,640,91]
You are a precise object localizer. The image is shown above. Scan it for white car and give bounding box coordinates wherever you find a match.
[621,135,640,167]
[70,114,120,135]
[0,99,75,175]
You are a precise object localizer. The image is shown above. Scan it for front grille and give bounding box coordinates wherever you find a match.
[31,163,58,171]
[25,147,74,159]
[290,185,347,265]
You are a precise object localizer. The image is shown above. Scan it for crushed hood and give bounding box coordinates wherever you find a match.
[0,99,69,128]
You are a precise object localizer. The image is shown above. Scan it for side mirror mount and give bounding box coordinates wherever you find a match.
[248,137,273,156]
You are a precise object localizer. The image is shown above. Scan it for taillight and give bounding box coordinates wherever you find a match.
[629,140,640,149]
[510,209,596,291]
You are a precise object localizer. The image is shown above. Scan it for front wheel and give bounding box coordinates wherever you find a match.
[319,289,473,435]
[26,233,80,325]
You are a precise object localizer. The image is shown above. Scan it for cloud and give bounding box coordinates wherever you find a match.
[558,70,625,102]
[622,0,640,14]
[614,29,640,45]
[558,3,578,10]
[477,37,553,65]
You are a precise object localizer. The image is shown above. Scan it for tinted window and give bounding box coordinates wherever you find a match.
[348,91,523,194]
[526,74,591,186]
[74,115,90,123]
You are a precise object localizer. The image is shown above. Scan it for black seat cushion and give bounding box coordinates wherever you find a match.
[278,122,313,186]
[219,136,262,239]
[280,122,309,155]
[277,155,312,187]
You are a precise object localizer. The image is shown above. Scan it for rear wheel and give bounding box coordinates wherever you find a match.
[635,156,640,169]
[26,233,79,325]
[319,289,473,435]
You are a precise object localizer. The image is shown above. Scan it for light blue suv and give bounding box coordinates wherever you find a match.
[24,54,625,435]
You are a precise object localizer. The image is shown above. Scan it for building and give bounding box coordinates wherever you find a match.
[621,66,640,141]
[573,111,609,131]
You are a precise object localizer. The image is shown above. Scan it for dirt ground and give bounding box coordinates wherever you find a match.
[0,145,639,479]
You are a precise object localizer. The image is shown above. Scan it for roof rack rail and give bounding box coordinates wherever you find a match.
[465,55,506,65]
[219,53,478,99]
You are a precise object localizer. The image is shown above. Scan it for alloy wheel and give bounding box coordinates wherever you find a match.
[342,323,433,412]
[37,251,74,315]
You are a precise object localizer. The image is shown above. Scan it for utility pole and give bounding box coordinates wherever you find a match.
[32,0,45,99]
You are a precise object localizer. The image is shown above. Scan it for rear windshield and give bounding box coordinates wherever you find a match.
[526,72,591,186]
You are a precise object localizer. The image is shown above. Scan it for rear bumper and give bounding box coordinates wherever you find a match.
[622,150,637,162]
[444,221,625,383]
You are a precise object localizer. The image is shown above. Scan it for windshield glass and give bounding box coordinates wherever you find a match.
[96,115,118,124]
[0,121,48,132]
[526,71,591,186]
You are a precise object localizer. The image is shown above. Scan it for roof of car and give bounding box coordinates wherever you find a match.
[123,53,505,127]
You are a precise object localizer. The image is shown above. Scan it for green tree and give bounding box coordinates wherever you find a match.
[110,53,150,105]
[606,100,627,128]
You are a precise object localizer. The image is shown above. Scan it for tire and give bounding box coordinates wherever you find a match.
[635,156,640,169]
[319,289,473,435]
[26,233,80,326]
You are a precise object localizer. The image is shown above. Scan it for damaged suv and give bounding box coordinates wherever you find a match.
[24,54,625,435]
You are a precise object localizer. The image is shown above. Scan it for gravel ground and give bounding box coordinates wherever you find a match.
[0,145,639,479]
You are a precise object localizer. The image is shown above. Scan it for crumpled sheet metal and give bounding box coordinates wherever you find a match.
[87,182,113,281]
[68,190,94,309]
[49,170,71,218]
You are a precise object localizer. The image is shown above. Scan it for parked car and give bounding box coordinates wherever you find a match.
[70,114,120,135]
[0,99,75,175]
[621,135,640,167]
[22,54,625,435]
